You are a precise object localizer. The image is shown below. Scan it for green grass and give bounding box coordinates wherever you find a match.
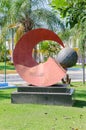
[72,64,86,69]
[0,62,85,71]
[0,82,86,130]
[0,62,15,70]
[70,82,86,108]
[0,62,16,74]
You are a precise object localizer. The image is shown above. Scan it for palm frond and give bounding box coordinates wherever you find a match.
[30,8,65,31]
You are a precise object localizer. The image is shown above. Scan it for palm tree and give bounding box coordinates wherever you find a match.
[0,0,64,40]
[0,0,65,62]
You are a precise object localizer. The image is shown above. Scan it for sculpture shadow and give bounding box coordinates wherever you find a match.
[73,89,86,108]
[0,90,11,101]
[73,100,86,108]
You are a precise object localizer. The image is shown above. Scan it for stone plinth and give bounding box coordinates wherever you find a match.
[11,84,75,106]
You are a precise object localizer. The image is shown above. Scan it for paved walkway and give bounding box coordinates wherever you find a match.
[0,68,86,86]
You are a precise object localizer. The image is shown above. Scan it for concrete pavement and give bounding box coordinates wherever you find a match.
[0,68,86,86]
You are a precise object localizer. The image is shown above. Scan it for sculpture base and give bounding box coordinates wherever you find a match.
[11,84,75,106]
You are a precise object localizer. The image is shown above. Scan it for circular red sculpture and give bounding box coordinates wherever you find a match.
[13,28,66,87]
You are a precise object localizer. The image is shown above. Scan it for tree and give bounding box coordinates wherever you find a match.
[50,0,86,84]
[0,0,65,42]
[36,40,61,63]
[0,0,65,62]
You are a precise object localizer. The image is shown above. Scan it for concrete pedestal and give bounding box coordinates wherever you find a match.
[11,84,75,106]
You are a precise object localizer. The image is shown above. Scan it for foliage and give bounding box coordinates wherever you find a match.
[0,44,5,61]
[50,0,86,36]
[40,41,60,55]
[50,0,86,56]
[32,40,61,63]
[0,44,9,62]
[0,0,65,44]
[14,24,24,44]
[79,21,86,55]
[58,29,71,41]
[51,0,86,27]
[0,0,65,62]
[40,41,61,61]
[51,0,86,38]
[50,0,86,84]
[50,0,68,9]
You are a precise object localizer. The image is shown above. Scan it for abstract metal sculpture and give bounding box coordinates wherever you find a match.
[13,28,66,87]
[12,28,77,105]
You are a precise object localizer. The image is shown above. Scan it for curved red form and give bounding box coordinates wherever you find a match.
[13,28,66,87]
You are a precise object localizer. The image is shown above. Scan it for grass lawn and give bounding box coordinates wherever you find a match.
[0,62,16,74]
[0,62,85,74]
[0,82,86,130]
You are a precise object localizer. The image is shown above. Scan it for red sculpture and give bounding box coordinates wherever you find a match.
[13,28,66,87]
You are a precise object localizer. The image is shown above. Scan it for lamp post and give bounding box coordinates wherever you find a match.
[4,41,7,83]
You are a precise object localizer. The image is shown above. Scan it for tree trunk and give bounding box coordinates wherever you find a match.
[82,44,85,85]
